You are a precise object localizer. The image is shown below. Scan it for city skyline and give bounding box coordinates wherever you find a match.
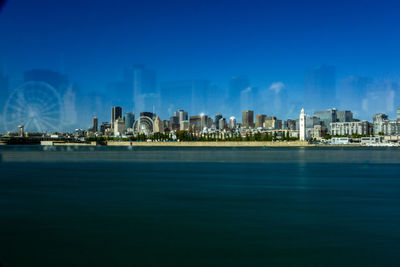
[2,1,400,130]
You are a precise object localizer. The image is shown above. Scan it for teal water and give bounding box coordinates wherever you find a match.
[1,146,400,266]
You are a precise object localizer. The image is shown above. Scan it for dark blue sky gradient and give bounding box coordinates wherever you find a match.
[1,0,400,127]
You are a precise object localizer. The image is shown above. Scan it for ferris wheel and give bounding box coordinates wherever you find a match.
[3,81,63,133]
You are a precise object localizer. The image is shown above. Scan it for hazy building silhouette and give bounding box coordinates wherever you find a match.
[160,80,210,117]
[0,69,9,112]
[338,76,371,115]
[24,69,68,91]
[305,65,336,111]
[123,65,158,116]
[229,76,249,116]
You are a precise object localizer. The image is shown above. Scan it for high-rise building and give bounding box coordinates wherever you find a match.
[189,116,202,132]
[114,118,125,136]
[300,108,306,141]
[18,125,24,137]
[100,122,111,135]
[125,112,135,129]
[305,65,336,110]
[218,118,226,131]
[397,107,400,121]
[92,116,98,132]
[170,115,180,131]
[111,106,122,128]
[241,110,254,128]
[314,108,337,132]
[200,114,208,130]
[215,114,223,130]
[153,116,163,133]
[264,116,278,130]
[180,120,189,131]
[255,114,267,128]
[330,121,372,136]
[229,117,237,130]
[336,110,353,122]
[174,110,188,123]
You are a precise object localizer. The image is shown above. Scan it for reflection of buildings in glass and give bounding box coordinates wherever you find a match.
[160,80,210,117]
[363,81,398,118]
[0,70,9,132]
[240,87,255,113]
[123,65,159,116]
[23,69,78,129]
[229,76,249,115]
[0,69,9,105]
[305,65,336,111]
[24,69,69,91]
[338,76,371,115]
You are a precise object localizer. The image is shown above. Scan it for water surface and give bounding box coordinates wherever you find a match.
[0,146,399,266]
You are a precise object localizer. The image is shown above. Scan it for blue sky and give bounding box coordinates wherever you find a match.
[1,0,400,129]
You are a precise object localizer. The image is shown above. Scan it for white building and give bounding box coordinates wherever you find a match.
[229,117,237,130]
[299,108,307,141]
[114,118,126,136]
[330,121,372,136]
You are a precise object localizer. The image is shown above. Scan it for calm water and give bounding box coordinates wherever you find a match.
[1,146,400,266]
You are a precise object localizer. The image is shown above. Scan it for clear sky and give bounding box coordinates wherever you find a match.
[1,0,400,129]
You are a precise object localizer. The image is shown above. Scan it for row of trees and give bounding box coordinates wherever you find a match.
[86,131,299,143]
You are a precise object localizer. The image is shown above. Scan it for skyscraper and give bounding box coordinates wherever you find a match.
[314,108,337,132]
[111,106,122,128]
[153,116,163,133]
[241,110,254,128]
[255,114,267,128]
[215,114,222,130]
[300,108,306,141]
[305,65,336,110]
[170,115,180,131]
[218,118,226,131]
[92,116,98,132]
[174,110,188,124]
[125,112,135,129]
[229,117,237,130]
[397,107,400,121]
[336,110,353,122]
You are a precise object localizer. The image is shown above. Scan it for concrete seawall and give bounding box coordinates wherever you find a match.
[106,141,311,147]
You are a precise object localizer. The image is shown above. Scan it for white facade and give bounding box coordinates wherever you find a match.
[299,108,306,141]
[114,118,126,136]
[229,117,237,130]
[330,121,371,136]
